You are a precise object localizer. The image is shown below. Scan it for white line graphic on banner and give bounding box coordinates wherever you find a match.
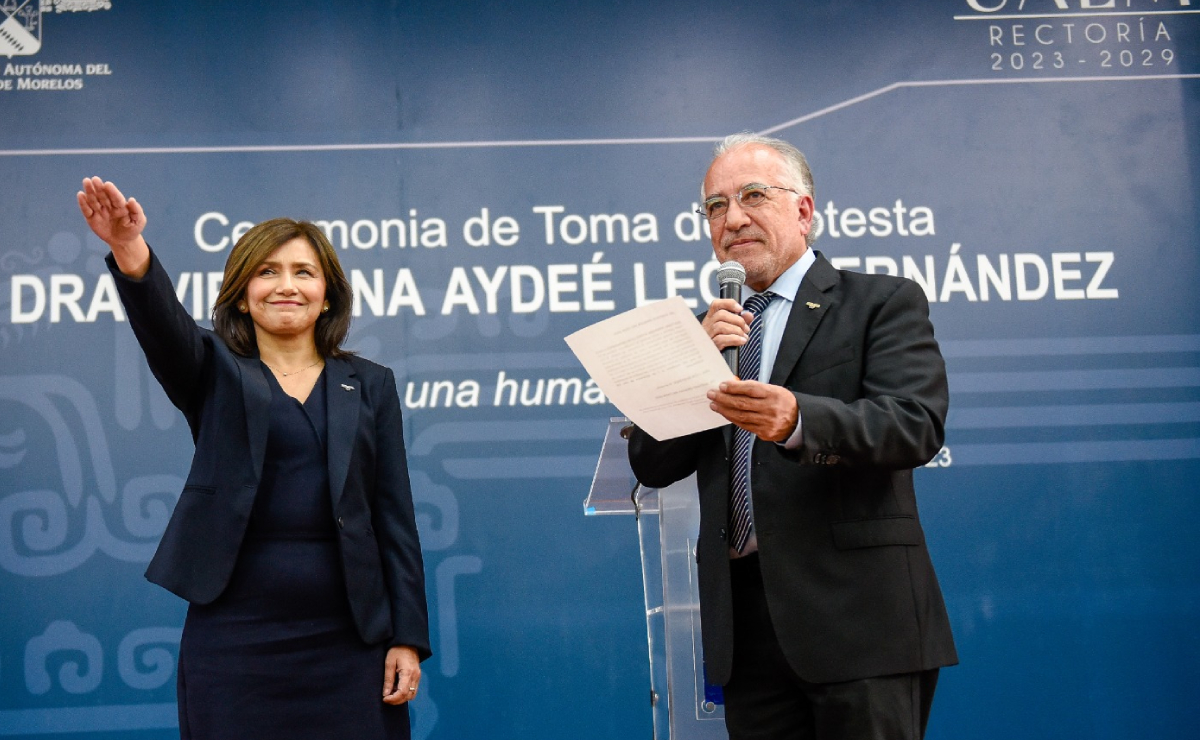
[936,335,1200,468]
[2,74,1198,156]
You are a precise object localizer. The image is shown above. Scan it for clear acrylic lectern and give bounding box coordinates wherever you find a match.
[584,418,727,740]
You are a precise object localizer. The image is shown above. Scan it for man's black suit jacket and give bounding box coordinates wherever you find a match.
[108,251,431,660]
[629,252,956,685]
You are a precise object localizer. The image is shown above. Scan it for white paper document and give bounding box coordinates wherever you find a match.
[564,296,735,440]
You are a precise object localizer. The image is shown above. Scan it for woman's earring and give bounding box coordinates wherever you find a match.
[237,301,248,313]
[322,301,330,313]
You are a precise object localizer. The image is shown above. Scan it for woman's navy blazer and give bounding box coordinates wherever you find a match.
[108,250,431,659]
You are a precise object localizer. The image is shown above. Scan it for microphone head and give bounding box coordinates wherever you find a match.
[716,260,746,286]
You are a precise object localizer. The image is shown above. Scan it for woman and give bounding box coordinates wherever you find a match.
[77,177,430,739]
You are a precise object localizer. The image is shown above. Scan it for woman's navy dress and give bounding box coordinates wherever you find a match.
[177,366,409,739]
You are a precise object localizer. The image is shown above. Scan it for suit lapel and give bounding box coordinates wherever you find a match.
[769,252,839,386]
[236,354,272,481]
[324,358,360,508]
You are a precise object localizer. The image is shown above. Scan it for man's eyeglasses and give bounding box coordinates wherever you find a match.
[696,183,799,221]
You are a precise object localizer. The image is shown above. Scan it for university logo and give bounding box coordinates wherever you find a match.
[1,0,111,59]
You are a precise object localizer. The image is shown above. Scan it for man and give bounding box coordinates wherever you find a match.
[627,134,956,740]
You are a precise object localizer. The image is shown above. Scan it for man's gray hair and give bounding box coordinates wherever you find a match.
[704,132,815,200]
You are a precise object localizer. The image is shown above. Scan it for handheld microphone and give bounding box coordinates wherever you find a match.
[716,261,746,374]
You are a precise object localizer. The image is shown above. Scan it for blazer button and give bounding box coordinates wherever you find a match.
[719,528,727,541]
[337,517,344,529]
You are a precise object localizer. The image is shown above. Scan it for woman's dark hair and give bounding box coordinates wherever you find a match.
[211,218,353,358]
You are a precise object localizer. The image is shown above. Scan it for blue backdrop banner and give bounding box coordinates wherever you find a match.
[2,2,1199,738]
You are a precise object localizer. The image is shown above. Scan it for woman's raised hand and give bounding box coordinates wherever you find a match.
[77,177,151,278]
